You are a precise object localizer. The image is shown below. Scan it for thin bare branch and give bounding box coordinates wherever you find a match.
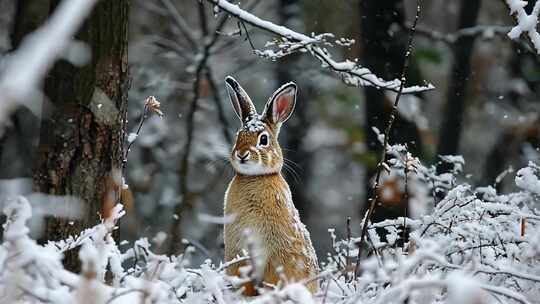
[159,0,199,50]
[411,23,512,44]
[355,1,422,279]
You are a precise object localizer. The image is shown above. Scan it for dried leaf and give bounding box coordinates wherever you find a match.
[145,96,163,118]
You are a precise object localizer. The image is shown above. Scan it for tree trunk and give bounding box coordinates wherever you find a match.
[359,0,422,225]
[33,0,129,272]
[436,0,481,172]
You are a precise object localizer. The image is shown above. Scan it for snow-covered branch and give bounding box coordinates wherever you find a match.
[0,0,98,125]
[504,0,540,54]
[207,0,434,94]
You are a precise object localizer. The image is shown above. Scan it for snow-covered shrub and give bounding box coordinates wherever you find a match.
[323,146,540,304]
[1,150,540,303]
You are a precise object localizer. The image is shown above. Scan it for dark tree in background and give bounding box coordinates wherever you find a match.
[359,0,423,224]
[277,0,312,219]
[437,0,481,172]
[33,0,129,272]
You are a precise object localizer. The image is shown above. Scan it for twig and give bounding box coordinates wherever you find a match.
[402,153,410,251]
[106,288,148,304]
[239,20,257,51]
[474,266,540,284]
[123,103,148,169]
[493,166,514,188]
[365,228,383,267]
[217,256,251,272]
[321,278,331,304]
[301,269,340,286]
[17,285,52,303]
[158,0,198,50]
[355,1,422,279]
[198,0,210,37]
[411,23,512,44]
[479,283,532,304]
[151,35,192,60]
[119,96,161,213]
[182,238,211,258]
[210,0,263,54]
[345,216,352,281]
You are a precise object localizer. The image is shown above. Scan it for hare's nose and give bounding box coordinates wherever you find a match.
[235,151,251,163]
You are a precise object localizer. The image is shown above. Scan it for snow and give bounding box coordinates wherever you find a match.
[439,155,465,172]
[0,0,98,126]
[152,231,168,246]
[515,162,540,194]
[198,213,236,225]
[505,0,540,54]
[2,196,32,241]
[2,153,540,303]
[127,132,138,143]
[212,0,314,43]
[243,113,265,132]
[446,273,483,304]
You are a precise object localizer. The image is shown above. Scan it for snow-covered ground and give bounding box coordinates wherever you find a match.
[1,147,539,304]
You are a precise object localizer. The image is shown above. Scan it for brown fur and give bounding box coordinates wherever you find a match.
[224,174,318,293]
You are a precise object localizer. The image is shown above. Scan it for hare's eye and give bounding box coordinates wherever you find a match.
[258,133,269,147]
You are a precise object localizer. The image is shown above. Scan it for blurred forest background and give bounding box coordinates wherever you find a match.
[0,0,539,266]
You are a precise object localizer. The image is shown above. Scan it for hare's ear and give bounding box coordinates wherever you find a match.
[263,82,297,125]
[225,76,257,123]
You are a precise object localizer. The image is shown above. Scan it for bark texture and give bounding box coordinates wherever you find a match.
[33,0,129,272]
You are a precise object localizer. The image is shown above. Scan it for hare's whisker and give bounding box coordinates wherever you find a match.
[281,147,297,152]
[283,157,304,172]
[282,163,301,184]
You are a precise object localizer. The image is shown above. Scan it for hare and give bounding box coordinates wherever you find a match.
[223,76,319,295]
